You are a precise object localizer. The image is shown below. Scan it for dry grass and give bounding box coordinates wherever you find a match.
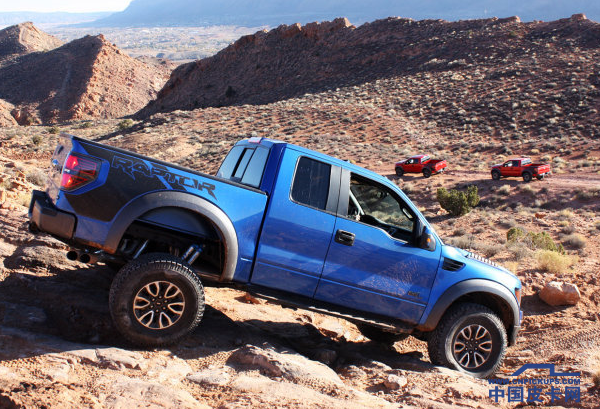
[535,250,577,274]
[562,233,587,249]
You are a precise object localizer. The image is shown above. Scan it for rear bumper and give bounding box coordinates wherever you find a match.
[28,190,76,240]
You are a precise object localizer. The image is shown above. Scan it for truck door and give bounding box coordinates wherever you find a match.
[314,170,441,324]
[250,149,340,297]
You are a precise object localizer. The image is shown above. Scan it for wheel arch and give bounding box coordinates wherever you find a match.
[418,279,520,345]
[103,191,239,281]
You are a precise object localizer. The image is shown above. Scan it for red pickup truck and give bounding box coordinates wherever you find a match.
[491,158,551,182]
[395,155,447,178]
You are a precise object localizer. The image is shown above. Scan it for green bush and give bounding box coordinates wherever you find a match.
[47,126,60,134]
[507,227,564,254]
[507,227,526,242]
[437,185,479,217]
[117,119,134,130]
[527,231,565,254]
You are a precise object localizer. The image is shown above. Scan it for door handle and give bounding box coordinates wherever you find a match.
[335,229,355,246]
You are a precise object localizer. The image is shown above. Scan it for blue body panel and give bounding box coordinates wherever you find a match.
[250,147,338,297]
[316,216,441,324]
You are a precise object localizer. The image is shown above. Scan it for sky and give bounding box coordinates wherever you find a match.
[0,0,131,13]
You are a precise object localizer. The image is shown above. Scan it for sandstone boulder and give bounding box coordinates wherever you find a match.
[539,281,581,306]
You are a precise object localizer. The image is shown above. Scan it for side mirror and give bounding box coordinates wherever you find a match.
[420,227,437,252]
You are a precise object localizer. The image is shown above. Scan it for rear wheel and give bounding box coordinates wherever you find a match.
[491,170,501,180]
[109,253,205,347]
[423,168,432,178]
[522,172,532,182]
[536,174,544,181]
[357,324,409,345]
[395,167,404,177]
[427,303,507,378]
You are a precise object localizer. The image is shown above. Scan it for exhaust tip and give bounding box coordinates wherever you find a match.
[79,253,91,263]
[66,250,78,261]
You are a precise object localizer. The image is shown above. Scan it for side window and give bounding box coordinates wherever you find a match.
[217,146,245,179]
[346,174,415,241]
[291,157,331,210]
[217,145,270,188]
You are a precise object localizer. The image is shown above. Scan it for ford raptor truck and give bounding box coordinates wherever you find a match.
[29,134,522,378]
[395,155,447,178]
[491,158,551,182]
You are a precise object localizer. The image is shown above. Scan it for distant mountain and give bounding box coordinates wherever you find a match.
[0,22,63,62]
[89,0,600,27]
[0,25,170,124]
[0,12,112,29]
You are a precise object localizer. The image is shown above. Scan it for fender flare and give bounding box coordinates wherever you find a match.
[417,279,520,333]
[104,190,238,281]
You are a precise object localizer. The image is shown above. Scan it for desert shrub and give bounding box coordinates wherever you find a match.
[562,233,587,249]
[31,135,43,146]
[117,119,134,130]
[47,126,60,134]
[478,243,500,258]
[507,227,564,253]
[401,182,415,195]
[526,231,565,253]
[79,121,93,129]
[506,242,529,261]
[497,185,511,195]
[448,234,473,250]
[507,227,526,242]
[561,224,576,234]
[453,227,467,236]
[437,185,479,216]
[575,188,600,201]
[535,250,577,274]
[557,209,574,220]
[25,169,47,187]
[594,358,600,388]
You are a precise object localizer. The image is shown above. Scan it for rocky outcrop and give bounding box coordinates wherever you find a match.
[0,33,170,124]
[540,281,581,306]
[0,99,17,126]
[0,22,62,63]
[139,14,600,119]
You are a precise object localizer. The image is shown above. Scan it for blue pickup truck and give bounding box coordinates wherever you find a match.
[29,134,522,378]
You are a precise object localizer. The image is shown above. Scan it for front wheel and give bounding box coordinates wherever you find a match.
[536,174,544,181]
[427,303,507,378]
[491,170,501,180]
[423,168,432,178]
[109,253,205,347]
[395,167,404,177]
[522,172,532,183]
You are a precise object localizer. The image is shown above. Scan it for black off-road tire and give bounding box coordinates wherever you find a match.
[491,170,501,180]
[109,253,205,347]
[395,167,404,177]
[522,172,532,183]
[536,174,544,181]
[423,168,432,178]
[357,324,409,345]
[427,303,507,379]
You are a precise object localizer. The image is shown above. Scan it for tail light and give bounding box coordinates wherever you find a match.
[60,153,100,191]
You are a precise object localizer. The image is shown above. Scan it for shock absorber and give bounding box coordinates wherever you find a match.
[183,244,204,265]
